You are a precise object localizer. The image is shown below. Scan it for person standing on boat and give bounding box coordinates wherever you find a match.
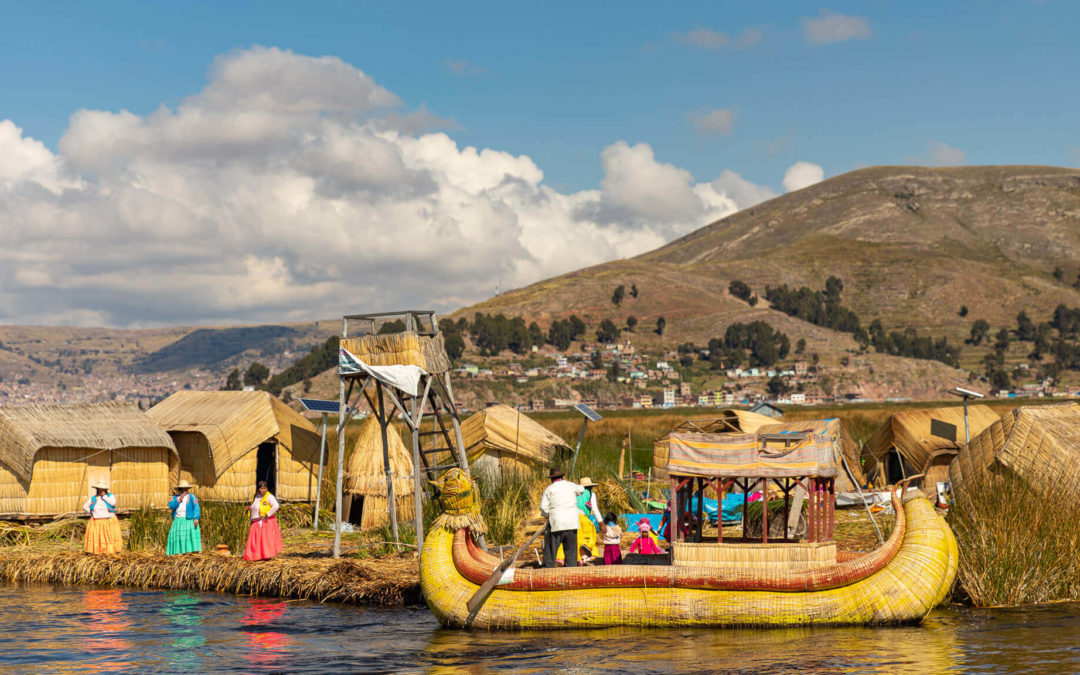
[166,480,202,555]
[575,477,603,563]
[539,467,584,568]
[82,482,122,554]
[243,481,283,561]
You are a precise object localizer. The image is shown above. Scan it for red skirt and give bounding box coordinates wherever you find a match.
[243,516,283,561]
[603,544,623,565]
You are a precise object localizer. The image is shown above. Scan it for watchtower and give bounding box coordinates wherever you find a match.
[332,310,474,556]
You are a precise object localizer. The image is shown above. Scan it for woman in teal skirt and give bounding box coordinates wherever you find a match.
[167,480,202,555]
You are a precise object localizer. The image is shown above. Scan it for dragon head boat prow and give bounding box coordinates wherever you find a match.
[430,468,488,536]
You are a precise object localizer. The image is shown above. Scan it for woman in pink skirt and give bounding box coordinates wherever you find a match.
[243,481,283,561]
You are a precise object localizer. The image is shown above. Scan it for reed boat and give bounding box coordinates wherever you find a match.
[420,470,958,630]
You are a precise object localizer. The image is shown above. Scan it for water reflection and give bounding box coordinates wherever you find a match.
[239,599,292,670]
[82,589,134,672]
[5,583,1080,673]
[160,591,206,670]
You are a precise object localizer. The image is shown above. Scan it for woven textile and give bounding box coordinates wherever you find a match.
[668,431,836,478]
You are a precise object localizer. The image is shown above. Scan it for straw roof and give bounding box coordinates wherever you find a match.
[460,405,569,464]
[863,405,1000,473]
[757,418,865,490]
[345,415,415,497]
[147,390,315,478]
[720,409,782,434]
[0,402,176,482]
[340,331,451,374]
[951,403,1080,493]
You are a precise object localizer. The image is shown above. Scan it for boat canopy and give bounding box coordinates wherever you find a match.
[668,429,837,479]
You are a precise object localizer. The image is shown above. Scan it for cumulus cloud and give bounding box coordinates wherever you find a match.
[782,162,825,192]
[800,11,871,45]
[926,141,966,166]
[689,107,737,135]
[0,46,786,327]
[673,27,762,50]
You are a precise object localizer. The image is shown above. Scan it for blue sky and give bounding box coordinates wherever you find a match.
[4,1,1076,192]
[1,2,1078,326]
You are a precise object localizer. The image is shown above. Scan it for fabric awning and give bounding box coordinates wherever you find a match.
[668,430,837,478]
[338,348,426,396]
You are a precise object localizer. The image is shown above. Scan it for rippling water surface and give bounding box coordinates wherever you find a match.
[5,583,1080,673]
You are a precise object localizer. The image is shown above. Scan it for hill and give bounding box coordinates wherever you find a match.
[456,166,1080,388]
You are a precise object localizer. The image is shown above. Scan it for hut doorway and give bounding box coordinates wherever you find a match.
[256,442,277,492]
[885,449,907,485]
[347,495,364,526]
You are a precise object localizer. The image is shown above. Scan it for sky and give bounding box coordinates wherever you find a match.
[1,1,1077,327]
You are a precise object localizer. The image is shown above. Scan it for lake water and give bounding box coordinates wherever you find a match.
[4,583,1080,673]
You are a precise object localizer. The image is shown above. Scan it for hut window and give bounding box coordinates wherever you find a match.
[256,442,277,492]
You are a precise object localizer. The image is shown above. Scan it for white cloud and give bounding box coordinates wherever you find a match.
[673,27,762,50]
[926,141,966,166]
[0,46,782,327]
[782,162,825,192]
[689,107,737,135]
[710,170,777,209]
[800,11,871,45]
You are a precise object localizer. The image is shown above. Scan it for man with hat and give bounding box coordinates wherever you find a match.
[539,467,584,568]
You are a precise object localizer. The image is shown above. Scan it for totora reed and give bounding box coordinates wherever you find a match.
[0,549,420,606]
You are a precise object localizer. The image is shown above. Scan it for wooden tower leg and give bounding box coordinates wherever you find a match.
[409,381,425,553]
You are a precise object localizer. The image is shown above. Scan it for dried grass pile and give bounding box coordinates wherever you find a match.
[0,550,420,606]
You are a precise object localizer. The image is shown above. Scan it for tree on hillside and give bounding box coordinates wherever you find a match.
[264,336,340,395]
[607,359,621,382]
[729,280,753,303]
[612,285,625,306]
[568,315,586,339]
[1054,267,1065,282]
[378,319,406,334]
[1074,273,1080,291]
[630,284,639,298]
[302,379,312,394]
[959,305,969,317]
[444,332,465,360]
[596,319,620,344]
[591,350,603,369]
[244,362,270,387]
[994,327,1011,353]
[222,368,242,391]
[626,316,638,333]
[547,320,574,350]
[968,319,990,345]
[1016,311,1035,341]
[766,375,789,397]
[795,338,806,355]
[655,316,667,336]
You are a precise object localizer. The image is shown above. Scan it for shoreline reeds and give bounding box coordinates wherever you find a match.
[0,549,420,606]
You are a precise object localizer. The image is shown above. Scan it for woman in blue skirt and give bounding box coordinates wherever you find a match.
[167,480,202,555]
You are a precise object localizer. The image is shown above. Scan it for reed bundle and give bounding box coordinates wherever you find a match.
[673,540,837,570]
[0,550,420,606]
[341,332,450,374]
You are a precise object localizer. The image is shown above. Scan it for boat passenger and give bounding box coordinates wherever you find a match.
[630,519,663,555]
[166,480,202,555]
[82,482,122,554]
[576,477,603,563]
[600,512,623,565]
[243,481,284,561]
[539,467,584,568]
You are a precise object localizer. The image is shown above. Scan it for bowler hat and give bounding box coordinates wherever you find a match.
[548,467,565,479]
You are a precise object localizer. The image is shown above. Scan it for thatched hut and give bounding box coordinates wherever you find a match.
[459,405,569,478]
[146,391,320,502]
[950,403,1080,494]
[653,410,780,480]
[0,402,177,518]
[862,405,1000,489]
[344,416,415,529]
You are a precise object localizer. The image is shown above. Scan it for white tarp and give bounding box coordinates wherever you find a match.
[338,347,426,396]
[835,491,891,508]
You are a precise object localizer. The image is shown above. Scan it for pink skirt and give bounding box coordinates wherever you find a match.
[243,516,283,561]
[603,544,623,565]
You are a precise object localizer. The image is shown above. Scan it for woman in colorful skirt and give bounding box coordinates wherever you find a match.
[243,481,283,561]
[166,480,202,555]
[82,482,122,554]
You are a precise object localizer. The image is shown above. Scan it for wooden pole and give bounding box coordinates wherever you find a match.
[695,477,704,542]
[376,381,400,548]
[717,479,724,544]
[761,477,768,544]
[741,479,749,542]
[409,380,425,553]
[808,477,816,543]
[313,413,327,528]
[669,476,678,544]
[333,319,347,559]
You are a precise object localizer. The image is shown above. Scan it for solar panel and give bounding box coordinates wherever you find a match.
[574,403,602,422]
[299,398,341,414]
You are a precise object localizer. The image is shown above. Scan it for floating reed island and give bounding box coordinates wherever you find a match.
[0,549,420,606]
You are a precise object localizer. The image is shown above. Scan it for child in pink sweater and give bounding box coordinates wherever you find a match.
[630,519,663,555]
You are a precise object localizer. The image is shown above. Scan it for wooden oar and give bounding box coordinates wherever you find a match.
[464,518,548,628]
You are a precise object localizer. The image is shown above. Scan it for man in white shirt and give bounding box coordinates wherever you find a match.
[539,467,584,568]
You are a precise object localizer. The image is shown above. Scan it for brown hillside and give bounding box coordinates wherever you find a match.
[461,166,1080,343]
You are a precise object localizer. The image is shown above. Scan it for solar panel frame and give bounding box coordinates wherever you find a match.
[574,403,602,421]
[298,398,342,413]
